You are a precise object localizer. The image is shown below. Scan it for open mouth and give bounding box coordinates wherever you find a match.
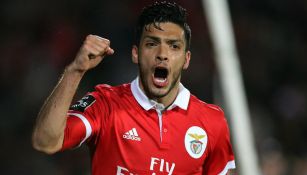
[153,67,169,87]
[154,67,168,79]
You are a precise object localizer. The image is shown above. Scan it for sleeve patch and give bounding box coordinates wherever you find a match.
[70,95,96,112]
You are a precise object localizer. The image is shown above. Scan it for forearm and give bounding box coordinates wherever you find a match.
[32,67,84,154]
[32,34,113,154]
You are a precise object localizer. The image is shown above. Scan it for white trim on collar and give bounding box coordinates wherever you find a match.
[131,77,190,111]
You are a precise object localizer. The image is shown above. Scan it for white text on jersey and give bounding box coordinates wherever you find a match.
[116,157,175,175]
[123,128,141,141]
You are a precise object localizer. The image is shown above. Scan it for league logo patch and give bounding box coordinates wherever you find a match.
[184,126,208,159]
[69,95,96,112]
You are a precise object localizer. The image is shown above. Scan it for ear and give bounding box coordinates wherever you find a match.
[183,51,191,70]
[132,45,138,64]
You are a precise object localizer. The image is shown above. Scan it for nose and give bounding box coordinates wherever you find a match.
[156,45,168,62]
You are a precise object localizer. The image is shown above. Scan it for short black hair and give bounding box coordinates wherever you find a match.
[135,1,191,51]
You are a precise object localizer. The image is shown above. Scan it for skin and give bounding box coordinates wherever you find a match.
[32,22,234,174]
[32,35,114,154]
[32,23,190,153]
[132,22,191,108]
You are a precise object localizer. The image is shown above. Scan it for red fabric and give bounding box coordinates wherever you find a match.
[62,83,235,174]
[62,116,86,150]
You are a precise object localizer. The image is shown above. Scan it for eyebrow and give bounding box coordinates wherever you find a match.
[144,36,161,42]
[144,35,183,44]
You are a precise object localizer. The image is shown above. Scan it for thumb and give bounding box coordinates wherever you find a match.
[106,47,115,55]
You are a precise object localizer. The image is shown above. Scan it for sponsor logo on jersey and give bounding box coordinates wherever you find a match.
[184,126,207,159]
[116,157,175,175]
[69,95,96,112]
[123,128,141,141]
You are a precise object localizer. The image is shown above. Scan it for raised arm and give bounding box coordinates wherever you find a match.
[32,35,114,154]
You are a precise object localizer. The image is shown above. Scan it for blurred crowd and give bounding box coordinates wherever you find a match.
[0,0,306,174]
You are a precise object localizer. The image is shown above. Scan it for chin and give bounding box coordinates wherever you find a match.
[149,86,169,98]
[140,74,170,98]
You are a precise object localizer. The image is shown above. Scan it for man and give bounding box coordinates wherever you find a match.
[32,2,236,174]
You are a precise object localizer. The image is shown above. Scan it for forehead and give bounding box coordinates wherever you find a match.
[141,22,185,40]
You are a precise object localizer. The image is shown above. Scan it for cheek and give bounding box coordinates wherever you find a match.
[138,57,149,68]
[138,51,155,67]
[138,57,152,75]
[172,55,186,70]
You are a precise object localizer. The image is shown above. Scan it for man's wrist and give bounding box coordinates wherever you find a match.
[64,64,86,79]
[65,63,87,76]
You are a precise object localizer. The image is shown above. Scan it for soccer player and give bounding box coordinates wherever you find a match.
[32,2,236,174]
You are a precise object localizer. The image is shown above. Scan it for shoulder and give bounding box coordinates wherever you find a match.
[189,95,224,115]
[73,83,131,112]
[189,96,232,147]
[189,94,228,127]
[94,83,130,92]
[93,83,131,97]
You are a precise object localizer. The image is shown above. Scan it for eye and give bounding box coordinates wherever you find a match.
[171,44,180,49]
[145,42,157,47]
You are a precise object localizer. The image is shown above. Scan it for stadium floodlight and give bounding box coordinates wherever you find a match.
[201,0,262,174]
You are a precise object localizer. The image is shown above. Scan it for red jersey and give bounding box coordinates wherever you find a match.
[62,78,235,175]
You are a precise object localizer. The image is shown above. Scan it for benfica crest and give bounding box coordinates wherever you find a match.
[189,134,206,154]
[184,126,208,159]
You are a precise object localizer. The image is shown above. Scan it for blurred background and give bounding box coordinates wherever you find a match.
[1,0,306,174]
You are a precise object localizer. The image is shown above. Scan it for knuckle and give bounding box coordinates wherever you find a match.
[103,38,110,44]
[86,34,93,40]
[99,42,107,48]
[97,37,110,45]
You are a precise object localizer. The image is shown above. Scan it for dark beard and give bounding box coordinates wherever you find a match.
[138,62,182,99]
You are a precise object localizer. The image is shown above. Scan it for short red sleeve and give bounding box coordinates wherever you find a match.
[203,117,236,175]
[61,88,110,151]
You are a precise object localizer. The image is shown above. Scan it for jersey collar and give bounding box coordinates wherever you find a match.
[131,77,190,111]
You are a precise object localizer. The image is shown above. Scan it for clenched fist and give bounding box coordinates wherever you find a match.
[67,35,114,74]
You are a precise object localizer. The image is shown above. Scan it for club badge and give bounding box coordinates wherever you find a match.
[184,126,208,159]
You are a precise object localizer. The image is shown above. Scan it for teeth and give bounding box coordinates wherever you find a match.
[155,78,166,83]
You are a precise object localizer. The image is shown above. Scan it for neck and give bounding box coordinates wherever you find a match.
[138,79,180,108]
[154,83,179,108]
